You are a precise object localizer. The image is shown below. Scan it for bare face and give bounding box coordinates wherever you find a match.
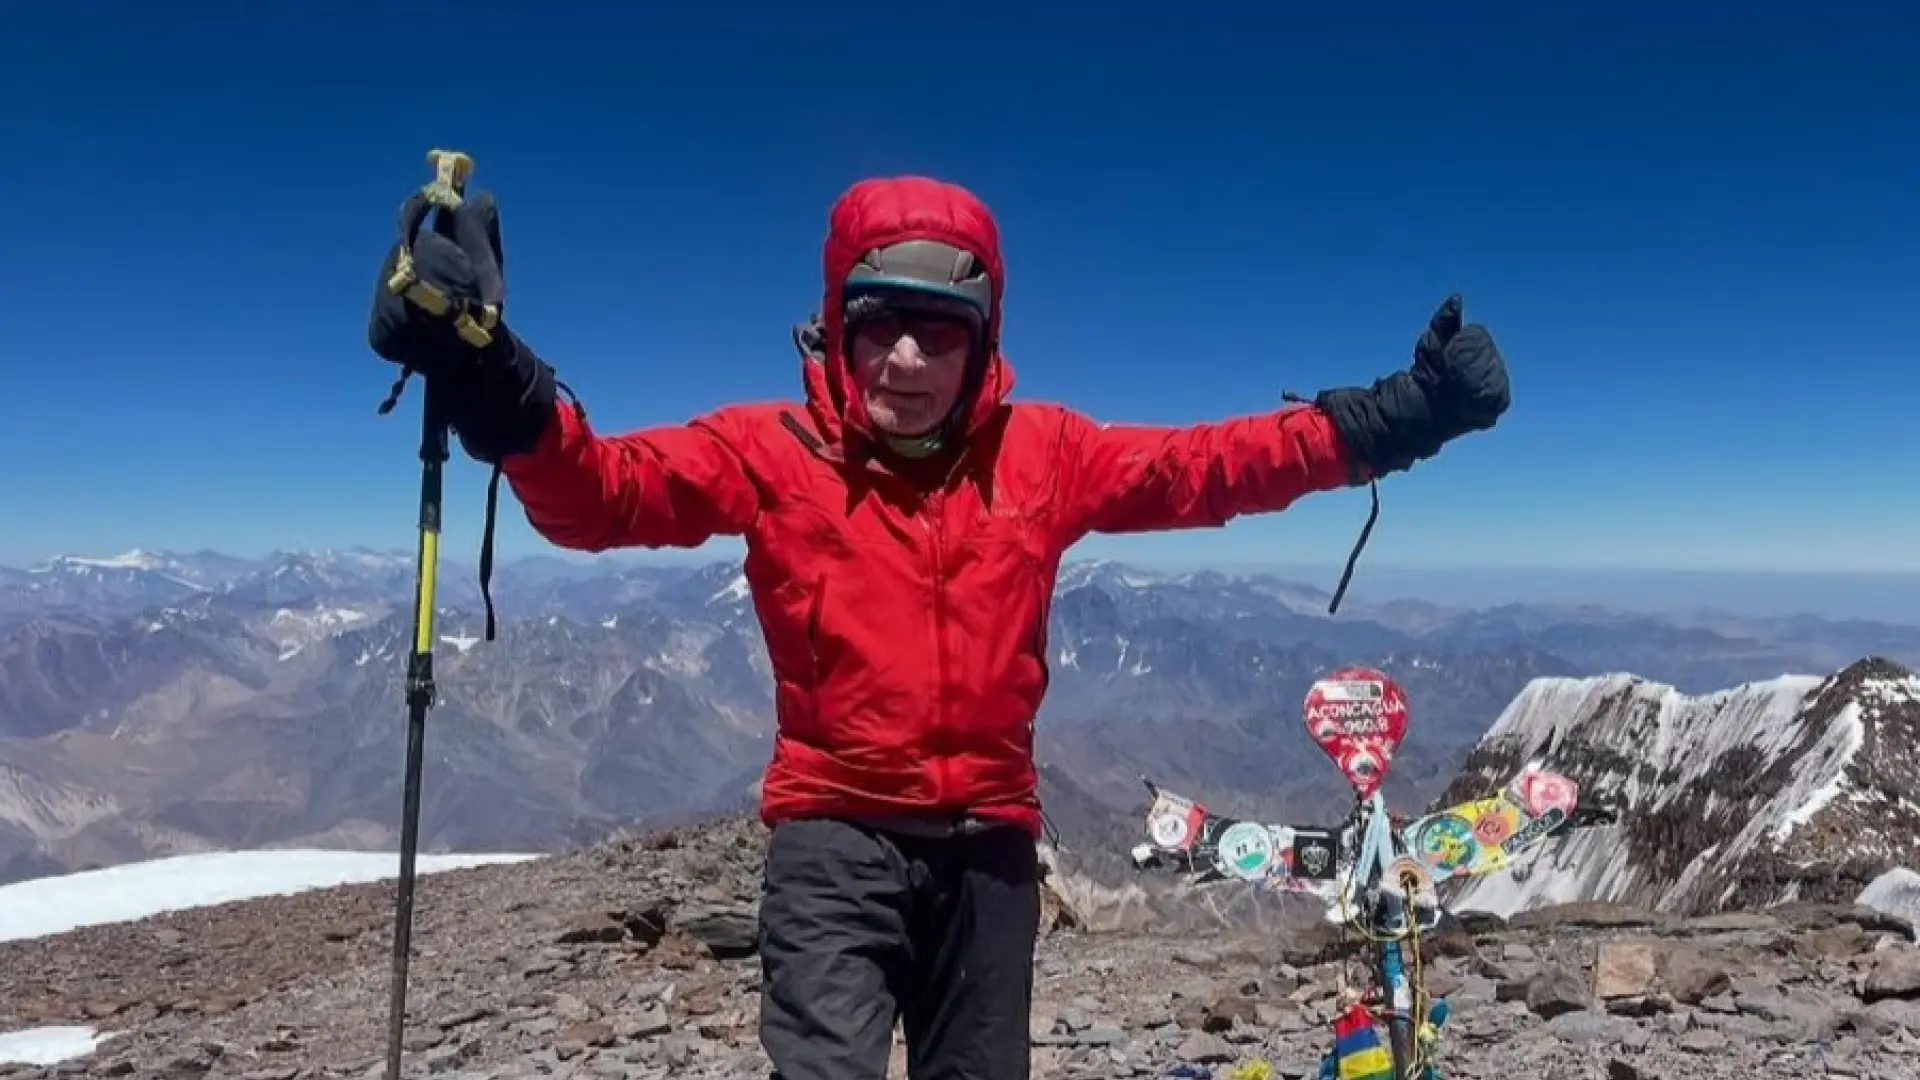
[846,310,975,437]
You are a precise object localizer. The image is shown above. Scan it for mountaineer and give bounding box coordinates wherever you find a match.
[368,174,1510,1080]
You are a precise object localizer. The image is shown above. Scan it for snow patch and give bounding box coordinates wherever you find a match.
[710,573,750,604]
[1055,559,1164,593]
[269,606,369,632]
[0,849,540,945]
[441,632,480,653]
[56,549,163,571]
[0,1026,114,1066]
[1771,702,1864,843]
[1857,867,1920,932]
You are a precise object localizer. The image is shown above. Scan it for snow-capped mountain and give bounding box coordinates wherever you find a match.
[0,550,210,613]
[0,547,438,623]
[1442,656,1920,918]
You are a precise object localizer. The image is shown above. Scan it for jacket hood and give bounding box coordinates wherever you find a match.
[802,176,1015,450]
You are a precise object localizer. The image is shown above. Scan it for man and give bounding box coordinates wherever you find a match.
[368,174,1509,1080]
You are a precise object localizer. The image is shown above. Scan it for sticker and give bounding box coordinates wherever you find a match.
[1511,767,1579,819]
[1303,667,1409,797]
[1147,790,1207,850]
[1148,810,1188,848]
[1290,828,1341,880]
[1411,813,1479,875]
[1267,826,1297,880]
[1341,746,1384,788]
[1197,814,1232,847]
[1387,856,1440,907]
[1500,806,1567,856]
[1215,821,1277,881]
[1467,798,1521,847]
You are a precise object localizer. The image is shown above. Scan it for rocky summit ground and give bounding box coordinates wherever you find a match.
[5,818,1920,1080]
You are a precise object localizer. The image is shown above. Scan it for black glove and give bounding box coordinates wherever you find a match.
[1315,294,1510,478]
[367,191,557,463]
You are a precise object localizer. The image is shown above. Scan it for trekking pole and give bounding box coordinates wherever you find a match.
[376,148,489,1080]
[384,376,447,1080]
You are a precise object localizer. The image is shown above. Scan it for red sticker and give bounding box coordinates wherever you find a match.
[1146,790,1208,851]
[1303,666,1409,797]
[1511,766,1579,819]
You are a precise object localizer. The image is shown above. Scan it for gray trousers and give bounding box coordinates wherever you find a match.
[756,817,1040,1080]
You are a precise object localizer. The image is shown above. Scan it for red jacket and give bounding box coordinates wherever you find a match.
[500,177,1357,838]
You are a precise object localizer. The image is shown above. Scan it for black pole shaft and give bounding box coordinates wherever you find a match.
[385,376,449,1080]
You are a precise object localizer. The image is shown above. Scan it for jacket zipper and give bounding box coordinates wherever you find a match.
[927,487,949,808]
[926,444,974,812]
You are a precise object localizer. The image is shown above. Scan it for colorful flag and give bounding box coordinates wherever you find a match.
[1329,1002,1393,1080]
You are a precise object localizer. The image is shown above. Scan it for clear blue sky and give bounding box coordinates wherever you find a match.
[2,2,1915,573]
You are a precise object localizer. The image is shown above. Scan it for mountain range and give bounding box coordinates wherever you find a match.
[4,546,1919,890]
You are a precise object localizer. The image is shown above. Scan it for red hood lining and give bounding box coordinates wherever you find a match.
[804,178,1015,450]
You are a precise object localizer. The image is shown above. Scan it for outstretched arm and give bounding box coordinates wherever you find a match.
[500,401,762,551]
[1056,404,1358,543]
[1056,296,1512,543]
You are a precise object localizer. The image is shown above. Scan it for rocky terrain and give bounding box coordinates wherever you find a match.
[4,817,1920,1080]
[8,549,1920,887]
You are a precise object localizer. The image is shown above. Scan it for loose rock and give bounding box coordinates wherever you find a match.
[1,818,1916,1080]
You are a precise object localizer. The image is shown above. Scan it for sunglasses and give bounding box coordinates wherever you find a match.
[847,309,977,357]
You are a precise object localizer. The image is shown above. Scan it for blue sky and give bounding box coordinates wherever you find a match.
[2,2,1916,579]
